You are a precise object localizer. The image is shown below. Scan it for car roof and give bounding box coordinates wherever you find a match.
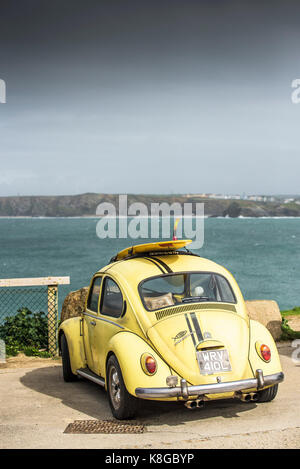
[97,253,231,287]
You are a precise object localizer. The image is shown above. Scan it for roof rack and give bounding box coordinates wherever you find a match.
[110,239,193,263]
[110,248,200,263]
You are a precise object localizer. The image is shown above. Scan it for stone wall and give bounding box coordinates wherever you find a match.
[245,300,282,341]
[60,287,89,323]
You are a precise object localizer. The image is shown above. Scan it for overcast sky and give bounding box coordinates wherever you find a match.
[0,0,300,196]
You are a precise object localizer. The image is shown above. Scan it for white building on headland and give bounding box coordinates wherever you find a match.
[185,193,275,202]
[283,198,295,204]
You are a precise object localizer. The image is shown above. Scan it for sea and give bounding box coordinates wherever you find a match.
[0,217,299,314]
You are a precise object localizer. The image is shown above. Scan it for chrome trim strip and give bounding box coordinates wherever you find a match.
[83,312,124,329]
[135,371,284,399]
[77,368,105,387]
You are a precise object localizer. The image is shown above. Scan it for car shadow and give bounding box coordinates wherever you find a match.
[20,365,257,426]
[20,366,111,420]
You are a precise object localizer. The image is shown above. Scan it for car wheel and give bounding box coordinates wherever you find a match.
[61,334,77,382]
[106,355,139,420]
[256,384,278,402]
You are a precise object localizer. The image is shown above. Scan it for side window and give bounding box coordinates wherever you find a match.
[87,276,102,313]
[100,278,124,318]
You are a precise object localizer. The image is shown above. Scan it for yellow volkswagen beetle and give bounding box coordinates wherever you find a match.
[59,239,284,420]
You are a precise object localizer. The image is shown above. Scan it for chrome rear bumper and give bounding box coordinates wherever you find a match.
[135,370,284,399]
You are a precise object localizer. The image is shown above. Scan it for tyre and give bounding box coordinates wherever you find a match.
[256,384,278,402]
[61,334,77,382]
[106,355,139,420]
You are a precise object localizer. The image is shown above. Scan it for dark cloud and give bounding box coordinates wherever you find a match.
[0,1,299,195]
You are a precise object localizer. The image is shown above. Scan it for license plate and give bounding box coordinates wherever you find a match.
[197,349,232,375]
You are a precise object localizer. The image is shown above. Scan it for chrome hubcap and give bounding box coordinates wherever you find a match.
[109,366,121,409]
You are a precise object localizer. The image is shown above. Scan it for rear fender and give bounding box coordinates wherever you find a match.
[58,317,86,373]
[106,332,176,399]
[248,319,282,378]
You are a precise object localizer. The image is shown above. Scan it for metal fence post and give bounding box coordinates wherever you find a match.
[47,285,58,356]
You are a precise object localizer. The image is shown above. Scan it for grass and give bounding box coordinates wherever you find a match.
[280,306,300,340]
[281,306,300,318]
[281,319,300,340]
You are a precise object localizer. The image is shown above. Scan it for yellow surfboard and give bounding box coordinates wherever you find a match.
[115,239,192,261]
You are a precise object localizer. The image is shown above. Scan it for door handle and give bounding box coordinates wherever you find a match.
[90,320,96,326]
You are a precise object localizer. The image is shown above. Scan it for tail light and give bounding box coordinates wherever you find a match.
[260,344,271,362]
[141,353,157,375]
[256,342,271,362]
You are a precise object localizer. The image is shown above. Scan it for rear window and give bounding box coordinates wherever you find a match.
[139,272,236,311]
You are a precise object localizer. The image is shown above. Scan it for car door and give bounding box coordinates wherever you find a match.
[83,275,103,372]
[92,276,125,377]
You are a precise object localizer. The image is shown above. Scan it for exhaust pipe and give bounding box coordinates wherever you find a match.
[237,392,258,402]
[240,393,252,402]
[197,400,205,409]
[185,400,197,409]
[184,399,204,410]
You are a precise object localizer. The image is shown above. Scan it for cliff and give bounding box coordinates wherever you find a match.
[0,193,299,217]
